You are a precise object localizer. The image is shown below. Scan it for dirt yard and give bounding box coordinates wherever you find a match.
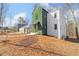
[0,34,79,56]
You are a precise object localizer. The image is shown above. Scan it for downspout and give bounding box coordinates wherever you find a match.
[58,11,61,39]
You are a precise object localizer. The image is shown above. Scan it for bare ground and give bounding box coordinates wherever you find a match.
[0,34,79,56]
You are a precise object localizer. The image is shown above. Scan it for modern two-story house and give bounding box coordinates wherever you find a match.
[32,4,79,39]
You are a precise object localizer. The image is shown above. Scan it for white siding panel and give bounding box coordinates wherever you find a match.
[47,10,66,39]
[47,12,59,38]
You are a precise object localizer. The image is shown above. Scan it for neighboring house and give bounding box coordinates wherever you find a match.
[19,25,31,34]
[0,26,11,34]
[32,4,48,35]
[18,23,26,29]
[14,23,26,31]
[47,9,66,39]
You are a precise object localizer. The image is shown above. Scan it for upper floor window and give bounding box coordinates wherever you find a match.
[54,24,57,30]
[54,13,57,18]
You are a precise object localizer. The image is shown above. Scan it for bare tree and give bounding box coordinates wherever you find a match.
[65,3,79,39]
[18,16,28,26]
[0,3,8,34]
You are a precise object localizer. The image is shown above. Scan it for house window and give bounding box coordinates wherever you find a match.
[54,13,57,18]
[54,24,57,30]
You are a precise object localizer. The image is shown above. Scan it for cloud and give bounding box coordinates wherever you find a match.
[14,12,27,20]
[4,12,27,27]
[12,12,27,26]
[40,3,49,8]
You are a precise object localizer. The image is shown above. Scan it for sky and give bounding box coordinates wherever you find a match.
[4,3,35,27]
[3,3,79,27]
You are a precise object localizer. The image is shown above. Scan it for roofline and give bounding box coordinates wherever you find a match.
[42,8,48,13]
[32,4,48,14]
[32,3,38,14]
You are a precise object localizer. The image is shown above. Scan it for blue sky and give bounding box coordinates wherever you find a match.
[7,3,35,20]
[4,3,79,27]
[6,3,35,26]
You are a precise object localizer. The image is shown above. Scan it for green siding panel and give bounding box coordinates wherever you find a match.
[32,4,47,35]
[42,9,47,35]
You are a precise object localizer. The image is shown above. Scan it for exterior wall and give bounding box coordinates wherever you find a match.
[59,11,66,39]
[47,10,59,38]
[32,4,47,35]
[19,27,25,33]
[47,10,66,39]
[19,27,30,34]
